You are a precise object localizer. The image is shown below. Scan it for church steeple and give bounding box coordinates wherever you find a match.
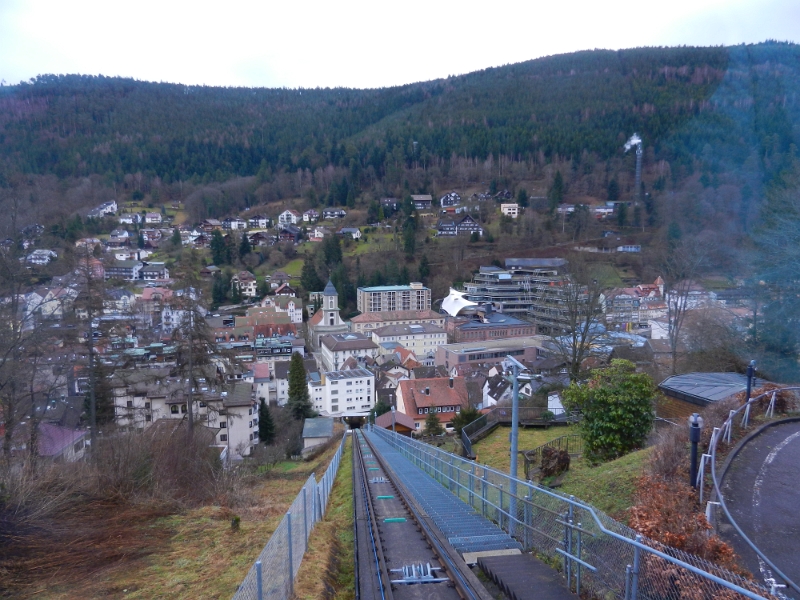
[323,280,341,325]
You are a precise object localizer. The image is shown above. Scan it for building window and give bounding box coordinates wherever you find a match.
[145,414,152,422]
[145,402,151,409]
[220,422,227,428]
[220,434,228,442]
[127,400,133,408]
[170,405,178,414]
[181,404,187,413]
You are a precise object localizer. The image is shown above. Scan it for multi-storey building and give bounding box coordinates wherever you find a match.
[446,306,535,342]
[319,333,379,371]
[308,368,375,416]
[434,336,548,371]
[370,323,447,364]
[395,377,469,431]
[356,283,431,313]
[350,309,445,335]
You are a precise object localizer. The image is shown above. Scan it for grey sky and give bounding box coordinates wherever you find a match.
[1,0,798,89]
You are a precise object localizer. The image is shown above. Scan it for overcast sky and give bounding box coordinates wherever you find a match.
[1,0,798,89]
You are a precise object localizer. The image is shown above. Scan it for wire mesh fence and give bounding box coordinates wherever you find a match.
[371,425,774,600]
[231,434,347,600]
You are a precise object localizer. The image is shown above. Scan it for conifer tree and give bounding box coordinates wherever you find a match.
[258,398,275,444]
[423,410,444,436]
[287,352,313,420]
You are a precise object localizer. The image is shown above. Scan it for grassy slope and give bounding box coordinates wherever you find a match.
[33,440,346,599]
[293,437,355,600]
[473,424,648,523]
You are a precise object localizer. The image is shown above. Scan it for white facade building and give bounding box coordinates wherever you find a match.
[308,368,375,416]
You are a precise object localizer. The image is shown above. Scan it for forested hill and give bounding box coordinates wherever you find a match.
[0,42,798,184]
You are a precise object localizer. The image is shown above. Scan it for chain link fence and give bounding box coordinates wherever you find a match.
[371,426,774,600]
[232,434,347,600]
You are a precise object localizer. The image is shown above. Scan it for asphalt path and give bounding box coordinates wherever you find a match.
[719,420,800,593]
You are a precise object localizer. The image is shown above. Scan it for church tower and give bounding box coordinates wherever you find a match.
[323,280,341,326]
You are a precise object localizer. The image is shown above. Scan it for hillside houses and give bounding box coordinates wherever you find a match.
[436,214,484,237]
[278,209,302,225]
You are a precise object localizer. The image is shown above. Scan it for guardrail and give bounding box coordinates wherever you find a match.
[708,386,800,597]
[371,425,772,600]
[232,434,347,600]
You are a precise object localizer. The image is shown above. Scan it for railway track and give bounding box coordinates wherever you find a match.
[353,430,493,600]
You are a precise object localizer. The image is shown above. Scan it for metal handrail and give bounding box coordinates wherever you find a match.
[708,386,800,596]
[371,425,771,600]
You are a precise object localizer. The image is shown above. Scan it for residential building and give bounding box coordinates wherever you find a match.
[250,363,271,402]
[26,249,58,265]
[395,377,468,431]
[356,283,431,313]
[105,260,143,281]
[338,227,361,240]
[278,209,302,225]
[380,197,399,212]
[350,309,445,335]
[145,212,162,224]
[261,295,303,324]
[434,336,548,371]
[374,410,416,436]
[119,213,142,225]
[322,208,347,219]
[248,215,270,229]
[308,368,375,416]
[104,289,136,314]
[200,265,221,278]
[222,217,247,230]
[201,219,223,232]
[140,262,169,280]
[231,271,258,298]
[501,203,520,218]
[278,225,302,244]
[370,323,447,364]
[436,214,484,236]
[319,333,379,371]
[271,358,317,405]
[411,195,433,210]
[303,209,319,222]
[440,191,461,207]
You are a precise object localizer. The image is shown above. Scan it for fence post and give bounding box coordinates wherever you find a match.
[311,474,317,524]
[256,560,263,600]
[631,535,642,600]
[481,471,488,518]
[523,495,532,550]
[498,484,504,531]
[287,512,294,596]
[449,457,454,492]
[576,521,582,596]
[469,464,475,507]
[624,564,632,600]
[303,486,309,546]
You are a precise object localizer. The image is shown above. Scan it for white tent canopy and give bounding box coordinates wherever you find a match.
[441,287,479,317]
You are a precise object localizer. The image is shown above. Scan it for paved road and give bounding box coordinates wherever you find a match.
[719,420,800,591]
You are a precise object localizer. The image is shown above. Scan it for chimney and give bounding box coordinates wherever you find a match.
[449,377,454,389]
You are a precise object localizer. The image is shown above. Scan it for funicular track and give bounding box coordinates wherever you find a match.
[352,430,493,600]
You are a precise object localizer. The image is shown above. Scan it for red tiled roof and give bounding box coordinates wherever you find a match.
[308,310,324,326]
[252,363,271,380]
[398,377,469,418]
[375,410,416,430]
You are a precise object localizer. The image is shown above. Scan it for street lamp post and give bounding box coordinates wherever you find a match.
[391,405,396,434]
[505,355,526,533]
[689,413,704,488]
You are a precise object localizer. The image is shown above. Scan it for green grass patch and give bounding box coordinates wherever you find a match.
[556,447,651,522]
[293,438,355,600]
[281,258,305,277]
[472,425,573,473]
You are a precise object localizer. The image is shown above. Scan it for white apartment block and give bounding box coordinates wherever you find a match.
[501,203,520,218]
[308,368,375,416]
[370,323,447,363]
[356,283,431,313]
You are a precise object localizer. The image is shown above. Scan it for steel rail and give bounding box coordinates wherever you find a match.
[358,430,492,600]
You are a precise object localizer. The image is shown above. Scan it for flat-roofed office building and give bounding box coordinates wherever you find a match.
[356,283,431,313]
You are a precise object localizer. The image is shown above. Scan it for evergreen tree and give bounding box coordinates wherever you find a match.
[210,230,227,265]
[423,411,444,436]
[548,170,564,212]
[287,352,314,419]
[239,233,251,256]
[418,254,430,281]
[171,228,182,247]
[258,398,275,444]
[301,256,323,294]
[516,187,529,207]
[616,202,628,227]
[230,282,242,304]
[137,232,145,249]
[403,224,416,257]
[607,178,620,201]
[211,273,227,306]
